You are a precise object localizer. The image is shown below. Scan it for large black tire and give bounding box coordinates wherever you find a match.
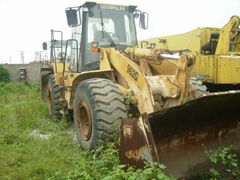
[190,77,208,97]
[73,78,127,150]
[47,75,62,119]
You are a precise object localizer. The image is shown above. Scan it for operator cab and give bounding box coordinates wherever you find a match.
[65,2,148,72]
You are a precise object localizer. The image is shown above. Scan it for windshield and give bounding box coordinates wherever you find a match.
[87,4,137,47]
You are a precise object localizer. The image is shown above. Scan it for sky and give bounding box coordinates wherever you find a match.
[0,0,239,64]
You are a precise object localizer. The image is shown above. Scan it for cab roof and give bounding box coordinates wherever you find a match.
[82,1,137,11]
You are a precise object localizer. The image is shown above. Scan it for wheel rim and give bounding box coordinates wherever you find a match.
[77,101,92,141]
[47,87,52,112]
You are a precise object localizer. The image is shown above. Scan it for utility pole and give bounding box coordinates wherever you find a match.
[9,56,12,64]
[20,51,24,64]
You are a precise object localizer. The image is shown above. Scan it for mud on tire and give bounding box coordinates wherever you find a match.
[47,74,62,119]
[73,78,127,150]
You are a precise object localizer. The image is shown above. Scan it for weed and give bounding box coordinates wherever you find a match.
[59,143,172,180]
[7,82,240,180]
[0,82,172,179]
[124,92,140,119]
[0,65,10,82]
[206,146,240,179]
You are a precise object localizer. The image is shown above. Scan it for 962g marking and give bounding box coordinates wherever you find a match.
[127,64,138,81]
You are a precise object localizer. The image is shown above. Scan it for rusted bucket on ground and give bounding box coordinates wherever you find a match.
[120,91,240,178]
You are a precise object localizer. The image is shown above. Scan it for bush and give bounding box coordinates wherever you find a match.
[206,146,240,179]
[61,142,172,180]
[0,65,10,82]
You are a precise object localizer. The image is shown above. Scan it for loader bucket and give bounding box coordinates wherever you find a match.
[120,91,240,178]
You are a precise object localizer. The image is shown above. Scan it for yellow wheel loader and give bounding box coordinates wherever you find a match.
[40,2,240,178]
[142,16,240,92]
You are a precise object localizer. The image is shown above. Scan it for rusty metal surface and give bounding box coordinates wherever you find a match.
[40,69,53,101]
[120,90,240,178]
[119,115,159,168]
[149,90,240,177]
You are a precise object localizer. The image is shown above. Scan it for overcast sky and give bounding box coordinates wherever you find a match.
[0,0,239,63]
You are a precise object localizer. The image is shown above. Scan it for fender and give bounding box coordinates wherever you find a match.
[40,68,53,100]
[67,70,114,109]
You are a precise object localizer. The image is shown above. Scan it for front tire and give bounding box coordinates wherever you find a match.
[73,78,127,150]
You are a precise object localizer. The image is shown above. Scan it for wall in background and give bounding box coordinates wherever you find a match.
[1,62,46,82]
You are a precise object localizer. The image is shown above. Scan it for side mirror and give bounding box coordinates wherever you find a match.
[65,8,80,27]
[133,12,139,18]
[42,42,47,50]
[139,12,148,30]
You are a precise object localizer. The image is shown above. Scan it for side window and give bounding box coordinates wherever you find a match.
[88,23,95,43]
[124,15,130,42]
[72,25,82,42]
[63,25,81,72]
[70,25,81,63]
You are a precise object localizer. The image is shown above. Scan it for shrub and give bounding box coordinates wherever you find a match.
[0,65,10,82]
[62,142,172,180]
[206,146,240,179]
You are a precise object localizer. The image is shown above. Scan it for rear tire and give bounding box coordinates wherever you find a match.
[47,75,62,119]
[73,78,127,150]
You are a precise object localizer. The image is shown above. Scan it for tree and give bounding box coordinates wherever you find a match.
[0,65,10,82]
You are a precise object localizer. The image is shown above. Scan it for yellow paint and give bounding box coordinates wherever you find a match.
[105,48,156,114]
[193,55,240,84]
[215,16,240,55]
[141,28,219,55]
[45,46,198,113]
[99,49,112,69]
[141,16,240,85]
[217,56,240,84]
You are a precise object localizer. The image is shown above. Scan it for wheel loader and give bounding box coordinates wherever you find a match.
[40,2,240,178]
[141,16,240,92]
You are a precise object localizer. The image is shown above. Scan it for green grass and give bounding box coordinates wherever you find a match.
[0,82,76,179]
[0,82,171,180]
[1,82,240,180]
